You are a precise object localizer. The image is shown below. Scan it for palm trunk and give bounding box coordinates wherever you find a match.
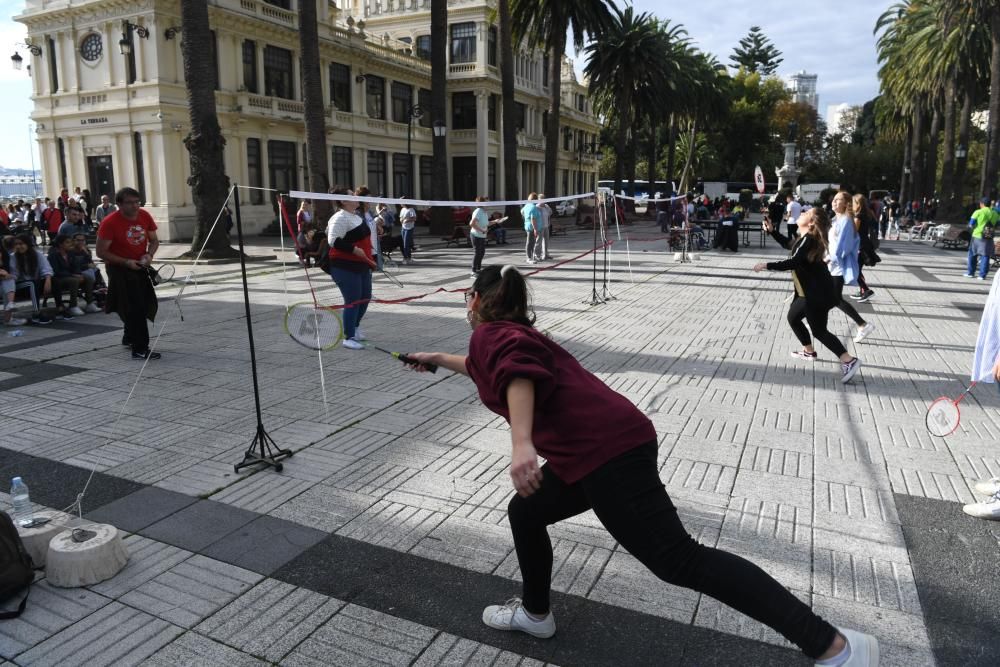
[956,88,974,213]
[665,115,678,193]
[981,11,1000,199]
[429,0,450,235]
[899,122,912,205]
[613,101,630,197]
[180,0,235,257]
[646,120,657,217]
[498,0,520,225]
[939,74,957,221]
[543,35,566,199]
[678,121,697,193]
[909,105,925,203]
[924,109,941,201]
[299,0,330,222]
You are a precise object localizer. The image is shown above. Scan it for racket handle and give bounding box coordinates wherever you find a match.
[397,353,438,373]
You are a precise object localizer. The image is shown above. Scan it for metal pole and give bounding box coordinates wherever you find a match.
[407,114,414,197]
[28,124,38,197]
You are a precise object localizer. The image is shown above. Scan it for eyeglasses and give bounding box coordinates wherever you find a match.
[464,291,474,303]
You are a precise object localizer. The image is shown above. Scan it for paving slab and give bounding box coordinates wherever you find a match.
[201,514,327,575]
[138,499,258,552]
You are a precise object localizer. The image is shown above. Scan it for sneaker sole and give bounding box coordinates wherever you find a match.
[482,615,556,639]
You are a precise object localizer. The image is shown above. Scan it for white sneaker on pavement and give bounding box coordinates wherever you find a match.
[815,628,879,666]
[482,598,555,639]
[854,323,875,343]
[68,306,85,317]
[973,477,1000,496]
[83,302,101,314]
[342,338,364,350]
[962,494,1000,520]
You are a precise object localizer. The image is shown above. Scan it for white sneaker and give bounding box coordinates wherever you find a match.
[962,494,1000,520]
[977,276,986,280]
[3,302,13,311]
[4,317,27,327]
[841,357,861,384]
[83,302,101,314]
[482,598,555,639]
[973,477,1000,495]
[963,274,975,278]
[815,628,879,666]
[342,338,364,350]
[854,323,875,343]
[354,328,367,341]
[68,306,85,317]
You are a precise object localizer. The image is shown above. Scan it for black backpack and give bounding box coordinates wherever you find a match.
[0,511,33,618]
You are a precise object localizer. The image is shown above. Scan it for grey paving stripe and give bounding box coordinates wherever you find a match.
[895,493,1000,667]
[271,532,805,666]
[903,265,942,283]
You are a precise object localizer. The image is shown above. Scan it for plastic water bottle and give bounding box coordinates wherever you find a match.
[10,477,32,527]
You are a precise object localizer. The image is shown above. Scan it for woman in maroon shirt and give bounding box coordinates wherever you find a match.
[408,265,878,666]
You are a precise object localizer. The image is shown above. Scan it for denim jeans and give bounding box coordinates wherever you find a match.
[507,441,838,659]
[401,228,414,260]
[471,236,486,272]
[329,266,371,340]
[968,241,990,279]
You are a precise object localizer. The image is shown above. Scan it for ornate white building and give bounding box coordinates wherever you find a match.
[15,0,601,240]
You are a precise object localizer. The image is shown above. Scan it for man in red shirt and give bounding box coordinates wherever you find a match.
[96,187,161,360]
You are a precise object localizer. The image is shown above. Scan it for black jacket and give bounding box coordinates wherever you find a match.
[767,230,836,307]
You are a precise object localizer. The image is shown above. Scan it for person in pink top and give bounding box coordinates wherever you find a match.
[408,265,879,667]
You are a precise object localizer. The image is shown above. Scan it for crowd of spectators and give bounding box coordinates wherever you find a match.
[1,187,115,325]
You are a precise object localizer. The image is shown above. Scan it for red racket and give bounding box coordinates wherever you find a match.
[925,382,978,438]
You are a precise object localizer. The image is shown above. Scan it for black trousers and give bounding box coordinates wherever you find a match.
[832,276,866,326]
[471,236,486,272]
[787,296,847,358]
[119,269,152,353]
[507,442,838,659]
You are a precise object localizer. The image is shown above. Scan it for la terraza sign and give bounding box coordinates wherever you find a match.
[80,117,108,125]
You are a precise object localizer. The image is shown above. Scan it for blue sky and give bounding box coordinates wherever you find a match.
[0,0,888,170]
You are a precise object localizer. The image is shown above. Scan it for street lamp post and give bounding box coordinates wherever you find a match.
[10,42,41,71]
[406,104,423,197]
[118,20,149,56]
[430,120,449,234]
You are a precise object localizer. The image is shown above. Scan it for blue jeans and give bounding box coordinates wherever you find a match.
[967,240,990,278]
[329,267,371,340]
[401,228,414,260]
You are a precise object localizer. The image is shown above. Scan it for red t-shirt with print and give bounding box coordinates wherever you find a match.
[97,209,157,261]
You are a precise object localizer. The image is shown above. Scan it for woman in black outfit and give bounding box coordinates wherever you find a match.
[755,208,861,384]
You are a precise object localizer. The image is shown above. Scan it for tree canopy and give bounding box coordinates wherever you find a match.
[729,26,783,75]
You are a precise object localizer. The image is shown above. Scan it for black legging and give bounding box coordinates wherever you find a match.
[832,276,866,326]
[471,236,486,272]
[508,442,838,659]
[787,296,847,357]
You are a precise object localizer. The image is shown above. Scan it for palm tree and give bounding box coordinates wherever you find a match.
[585,7,683,197]
[299,0,331,222]
[429,0,450,234]
[498,0,521,225]
[179,0,235,258]
[510,0,613,198]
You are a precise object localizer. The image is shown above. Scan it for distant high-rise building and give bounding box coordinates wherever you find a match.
[787,70,818,110]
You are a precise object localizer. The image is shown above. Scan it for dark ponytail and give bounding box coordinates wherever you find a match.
[471,264,535,327]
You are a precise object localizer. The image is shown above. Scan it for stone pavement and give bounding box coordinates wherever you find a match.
[1,219,998,666]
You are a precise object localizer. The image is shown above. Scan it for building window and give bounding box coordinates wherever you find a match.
[488,26,497,67]
[418,88,432,128]
[331,146,353,188]
[47,37,58,92]
[391,82,413,123]
[263,45,293,99]
[264,0,291,8]
[450,22,476,64]
[488,94,497,131]
[416,35,431,61]
[367,150,387,195]
[563,127,571,150]
[452,156,477,201]
[80,34,102,62]
[365,75,385,120]
[242,40,258,93]
[247,139,263,204]
[542,54,549,87]
[576,93,585,112]
[515,102,526,132]
[420,156,433,200]
[488,157,497,200]
[133,132,146,203]
[452,92,476,130]
[329,62,351,111]
[393,153,410,198]
[267,140,297,194]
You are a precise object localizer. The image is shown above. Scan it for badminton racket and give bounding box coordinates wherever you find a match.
[152,263,175,284]
[379,266,405,289]
[371,345,438,373]
[284,302,344,351]
[925,382,979,438]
